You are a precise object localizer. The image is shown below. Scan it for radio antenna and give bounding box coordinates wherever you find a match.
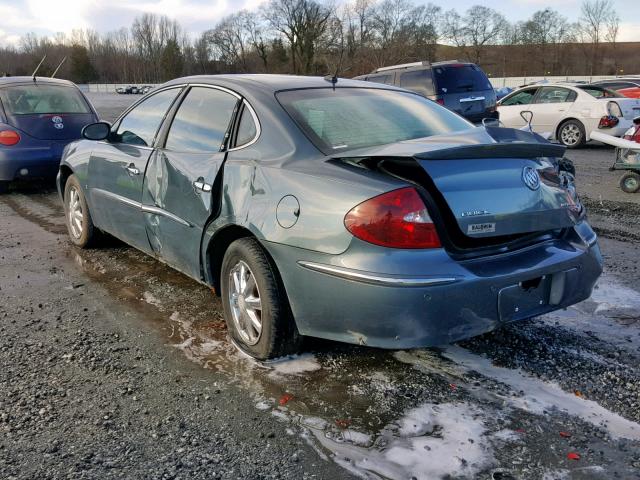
[32,54,47,81]
[51,57,67,78]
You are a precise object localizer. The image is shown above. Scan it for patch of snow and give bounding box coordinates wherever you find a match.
[590,276,640,315]
[142,291,162,308]
[268,353,322,376]
[255,400,272,411]
[443,345,640,441]
[310,402,494,480]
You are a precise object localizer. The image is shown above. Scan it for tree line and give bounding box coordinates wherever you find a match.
[0,0,630,84]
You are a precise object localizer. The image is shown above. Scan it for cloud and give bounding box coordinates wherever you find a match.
[618,22,640,42]
[0,0,270,43]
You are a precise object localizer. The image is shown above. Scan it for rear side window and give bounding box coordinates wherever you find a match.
[433,65,492,94]
[500,88,538,106]
[367,74,393,85]
[0,84,91,115]
[235,106,258,147]
[114,88,180,147]
[535,87,576,104]
[579,86,623,99]
[165,87,238,153]
[399,70,434,96]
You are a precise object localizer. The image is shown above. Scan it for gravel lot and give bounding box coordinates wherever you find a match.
[1,93,639,480]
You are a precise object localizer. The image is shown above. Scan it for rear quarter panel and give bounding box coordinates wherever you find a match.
[211,150,403,255]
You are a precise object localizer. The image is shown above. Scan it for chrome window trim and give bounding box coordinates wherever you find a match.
[298,261,459,287]
[228,99,261,151]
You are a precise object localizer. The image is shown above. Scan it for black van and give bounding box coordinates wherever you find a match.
[354,61,498,124]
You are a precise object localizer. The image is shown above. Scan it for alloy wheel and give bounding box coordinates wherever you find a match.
[561,124,581,146]
[228,260,263,345]
[624,176,639,191]
[68,186,84,239]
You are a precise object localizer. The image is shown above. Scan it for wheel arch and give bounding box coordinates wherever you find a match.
[58,164,74,197]
[203,224,256,295]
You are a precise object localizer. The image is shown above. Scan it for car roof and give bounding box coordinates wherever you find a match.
[0,76,78,87]
[162,74,403,94]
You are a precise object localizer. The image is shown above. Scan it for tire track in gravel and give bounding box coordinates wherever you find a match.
[0,193,67,235]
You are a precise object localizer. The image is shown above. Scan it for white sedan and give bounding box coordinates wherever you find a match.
[497,83,640,148]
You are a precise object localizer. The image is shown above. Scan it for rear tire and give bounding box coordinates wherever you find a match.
[558,120,586,149]
[63,174,98,248]
[620,171,640,193]
[220,237,301,360]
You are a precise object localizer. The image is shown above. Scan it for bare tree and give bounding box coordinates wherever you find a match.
[263,0,332,74]
[578,0,614,75]
[520,9,571,75]
[605,11,620,74]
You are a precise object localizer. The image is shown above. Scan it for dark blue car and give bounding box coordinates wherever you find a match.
[0,77,98,192]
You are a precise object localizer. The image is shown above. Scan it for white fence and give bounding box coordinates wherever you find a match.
[489,75,637,89]
[80,84,159,93]
[81,75,640,93]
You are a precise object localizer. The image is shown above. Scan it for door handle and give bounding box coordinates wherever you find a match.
[125,164,140,176]
[193,178,212,193]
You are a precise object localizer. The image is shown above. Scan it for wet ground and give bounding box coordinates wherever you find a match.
[1,94,640,480]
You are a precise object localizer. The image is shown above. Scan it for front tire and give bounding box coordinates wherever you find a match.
[63,174,97,248]
[558,120,586,149]
[620,171,640,193]
[220,237,301,360]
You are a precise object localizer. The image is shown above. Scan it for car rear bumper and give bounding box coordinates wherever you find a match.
[590,120,633,140]
[264,220,602,349]
[0,145,65,181]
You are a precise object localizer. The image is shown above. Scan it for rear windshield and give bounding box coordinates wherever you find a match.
[0,84,91,115]
[578,86,623,99]
[433,65,492,94]
[276,87,471,154]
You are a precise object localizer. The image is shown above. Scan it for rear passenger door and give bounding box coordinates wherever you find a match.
[141,85,243,278]
[531,86,577,133]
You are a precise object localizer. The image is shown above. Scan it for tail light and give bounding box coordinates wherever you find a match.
[0,130,20,146]
[344,187,441,249]
[598,115,619,128]
[624,125,640,143]
[436,99,445,106]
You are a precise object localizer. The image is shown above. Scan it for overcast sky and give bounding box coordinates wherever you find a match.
[0,0,637,46]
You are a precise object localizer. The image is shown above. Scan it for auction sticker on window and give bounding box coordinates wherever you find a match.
[467,222,496,234]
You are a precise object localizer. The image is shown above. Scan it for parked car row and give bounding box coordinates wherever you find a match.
[0,71,608,359]
[496,83,640,148]
[115,85,153,95]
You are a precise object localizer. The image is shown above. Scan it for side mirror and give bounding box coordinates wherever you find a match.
[82,121,111,141]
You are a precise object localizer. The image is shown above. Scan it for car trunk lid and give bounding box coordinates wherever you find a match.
[334,127,581,241]
[8,113,96,140]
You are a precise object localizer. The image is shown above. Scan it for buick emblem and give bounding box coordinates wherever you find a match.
[51,116,63,123]
[522,166,540,190]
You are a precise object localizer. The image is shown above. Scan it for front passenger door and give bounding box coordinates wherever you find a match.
[497,87,539,129]
[142,86,242,278]
[88,88,182,251]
